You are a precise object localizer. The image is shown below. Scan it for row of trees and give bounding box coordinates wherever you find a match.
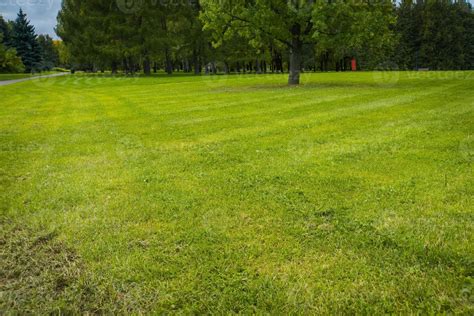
[16,0,467,84]
[56,0,396,84]
[395,0,474,70]
[0,10,60,73]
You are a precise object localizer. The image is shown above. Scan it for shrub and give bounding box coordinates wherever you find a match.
[0,42,25,73]
[52,67,69,72]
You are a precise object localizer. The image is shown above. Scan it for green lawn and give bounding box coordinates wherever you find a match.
[1,72,473,313]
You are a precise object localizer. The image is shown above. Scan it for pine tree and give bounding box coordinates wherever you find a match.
[37,34,59,70]
[11,9,42,72]
[394,0,473,70]
[0,15,11,46]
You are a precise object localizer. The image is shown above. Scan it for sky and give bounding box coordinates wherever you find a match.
[0,0,62,39]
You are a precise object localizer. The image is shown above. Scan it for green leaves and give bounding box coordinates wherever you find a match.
[0,35,25,73]
[312,1,396,60]
[200,0,396,83]
[394,0,474,70]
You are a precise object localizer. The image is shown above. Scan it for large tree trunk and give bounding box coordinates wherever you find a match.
[129,58,135,75]
[143,57,151,75]
[184,59,190,72]
[123,58,128,75]
[211,61,217,74]
[165,48,172,75]
[111,61,118,74]
[194,60,201,74]
[288,24,302,85]
[192,49,200,74]
[256,59,261,74]
[161,17,172,75]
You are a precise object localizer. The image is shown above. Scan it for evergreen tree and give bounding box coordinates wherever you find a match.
[394,0,473,70]
[37,34,59,70]
[0,15,11,46]
[461,2,474,69]
[394,0,420,69]
[11,9,42,72]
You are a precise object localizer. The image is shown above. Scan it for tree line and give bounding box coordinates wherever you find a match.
[394,0,474,70]
[0,9,63,73]
[55,0,397,84]
[2,1,473,84]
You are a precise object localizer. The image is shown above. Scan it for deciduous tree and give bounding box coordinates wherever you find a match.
[200,0,395,84]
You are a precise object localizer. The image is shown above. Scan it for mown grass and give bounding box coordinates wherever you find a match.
[0,71,473,313]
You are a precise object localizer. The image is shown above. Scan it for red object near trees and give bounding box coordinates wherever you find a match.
[351,58,357,71]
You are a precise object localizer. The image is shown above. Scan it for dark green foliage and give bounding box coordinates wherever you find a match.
[54,0,474,77]
[394,0,420,69]
[56,0,396,83]
[0,15,11,46]
[395,0,474,70]
[37,34,59,70]
[0,16,25,73]
[0,34,25,73]
[463,5,474,69]
[10,9,42,72]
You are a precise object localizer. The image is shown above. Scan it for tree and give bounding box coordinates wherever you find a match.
[10,9,42,72]
[461,2,474,69]
[200,0,395,84]
[56,0,106,71]
[57,0,157,74]
[0,15,11,46]
[0,34,25,73]
[54,40,70,68]
[394,0,417,69]
[38,34,59,70]
[313,1,396,70]
[394,0,474,70]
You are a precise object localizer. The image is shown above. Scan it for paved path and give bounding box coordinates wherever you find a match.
[0,72,69,87]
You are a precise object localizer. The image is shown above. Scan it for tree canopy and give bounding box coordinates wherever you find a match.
[200,0,396,84]
[395,0,474,70]
[1,1,469,80]
[10,9,43,72]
